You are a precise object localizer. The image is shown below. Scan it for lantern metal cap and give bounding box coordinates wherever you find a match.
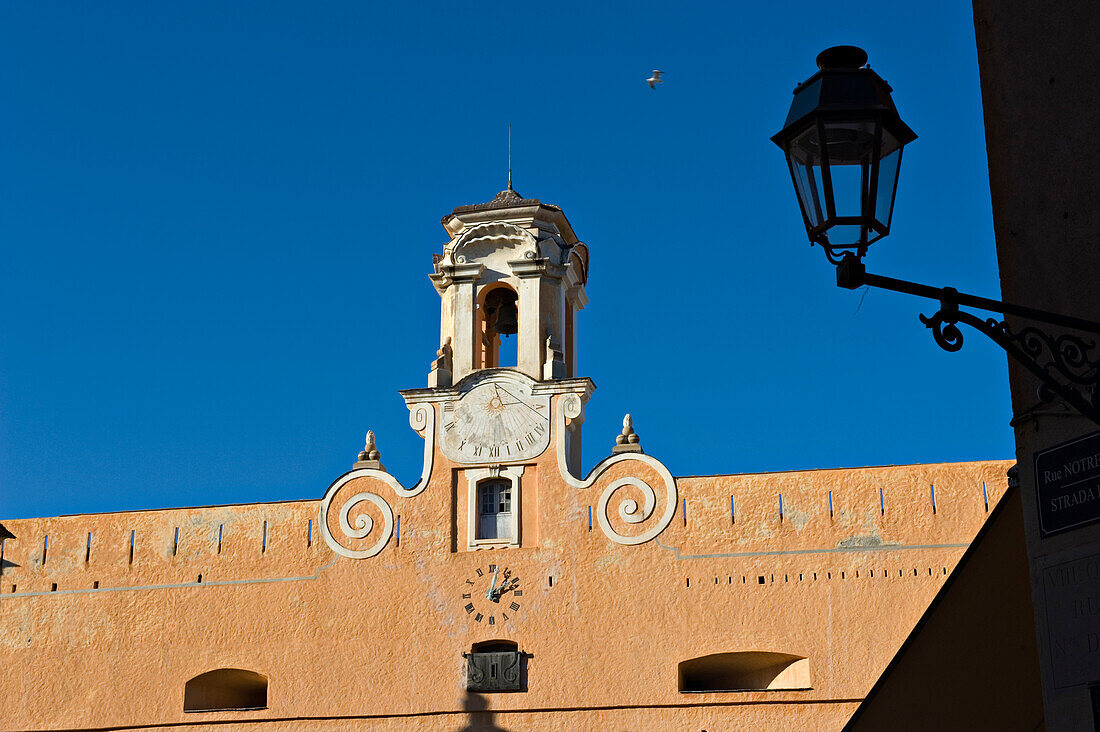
[773,47,916,146]
[816,46,868,70]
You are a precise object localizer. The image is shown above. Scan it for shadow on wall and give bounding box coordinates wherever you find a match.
[456,692,512,732]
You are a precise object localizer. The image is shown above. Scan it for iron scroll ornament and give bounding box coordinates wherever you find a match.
[834,254,1100,426]
[919,299,1100,423]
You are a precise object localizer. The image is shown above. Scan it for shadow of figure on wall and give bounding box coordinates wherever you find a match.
[456,692,512,732]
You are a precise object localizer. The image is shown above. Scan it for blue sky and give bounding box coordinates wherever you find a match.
[0,1,1010,519]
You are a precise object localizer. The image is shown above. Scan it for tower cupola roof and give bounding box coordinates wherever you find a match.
[448,188,560,216]
[441,188,577,245]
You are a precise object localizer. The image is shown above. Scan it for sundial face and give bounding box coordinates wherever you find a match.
[440,374,550,464]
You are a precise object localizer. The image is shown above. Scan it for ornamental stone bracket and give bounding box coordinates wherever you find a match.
[554,394,677,546]
[429,262,484,294]
[318,403,436,559]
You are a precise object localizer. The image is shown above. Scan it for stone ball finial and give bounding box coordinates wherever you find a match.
[616,414,633,445]
[355,431,383,468]
[613,414,643,454]
[363,431,381,461]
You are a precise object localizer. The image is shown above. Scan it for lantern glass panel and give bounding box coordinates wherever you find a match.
[787,126,828,228]
[822,121,877,220]
[873,137,903,231]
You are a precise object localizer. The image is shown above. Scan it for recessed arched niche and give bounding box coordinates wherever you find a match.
[183,668,268,712]
[472,639,518,654]
[677,652,811,693]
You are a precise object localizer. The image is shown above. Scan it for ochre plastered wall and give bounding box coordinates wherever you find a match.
[0,450,1008,731]
[973,1,1100,726]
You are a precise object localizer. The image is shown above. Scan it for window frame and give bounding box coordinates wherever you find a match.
[465,466,524,549]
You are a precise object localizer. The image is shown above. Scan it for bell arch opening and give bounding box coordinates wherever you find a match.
[477,283,518,369]
[677,652,811,693]
[183,668,268,712]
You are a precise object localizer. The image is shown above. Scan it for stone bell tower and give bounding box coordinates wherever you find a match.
[427,187,589,386]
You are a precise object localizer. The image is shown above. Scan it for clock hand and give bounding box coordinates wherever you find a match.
[485,567,499,600]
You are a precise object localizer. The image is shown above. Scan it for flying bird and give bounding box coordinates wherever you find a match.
[647,70,663,89]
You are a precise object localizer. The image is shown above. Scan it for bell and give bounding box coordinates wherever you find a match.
[493,299,518,336]
[485,289,519,336]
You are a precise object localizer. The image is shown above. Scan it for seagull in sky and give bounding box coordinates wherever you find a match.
[647,70,663,89]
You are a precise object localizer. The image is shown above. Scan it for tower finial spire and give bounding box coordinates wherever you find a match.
[507,123,512,191]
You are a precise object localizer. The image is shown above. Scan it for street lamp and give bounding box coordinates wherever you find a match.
[773,46,1100,424]
[771,46,916,263]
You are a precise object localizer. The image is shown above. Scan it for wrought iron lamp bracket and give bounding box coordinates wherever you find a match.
[836,253,1100,424]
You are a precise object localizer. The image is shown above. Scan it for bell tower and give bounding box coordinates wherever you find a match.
[427,188,589,386]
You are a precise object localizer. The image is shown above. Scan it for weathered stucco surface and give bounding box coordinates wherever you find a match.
[0,444,1009,731]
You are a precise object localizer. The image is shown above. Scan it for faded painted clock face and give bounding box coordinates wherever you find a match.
[441,376,550,464]
[462,563,523,626]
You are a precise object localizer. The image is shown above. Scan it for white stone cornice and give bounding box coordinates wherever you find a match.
[508,258,566,279]
[529,376,595,399]
[446,262,486,283]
